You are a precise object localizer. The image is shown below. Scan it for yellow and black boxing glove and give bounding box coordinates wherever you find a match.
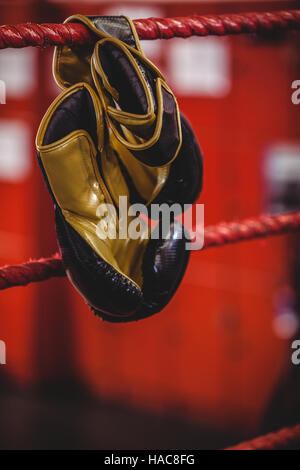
[36,15,203,321]
[53,14,203,211]
[36,82,190,322]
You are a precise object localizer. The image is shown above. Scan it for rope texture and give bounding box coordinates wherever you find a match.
[0,210,299,291]
[226,424,300,450]
[0,10,299,49]
[0,253,65,290]
[204,211,300,248]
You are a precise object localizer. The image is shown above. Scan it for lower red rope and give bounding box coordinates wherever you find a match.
[226,423,300,450]
[0,253,65,290]
[204,211,300,248]
[0,210,299,291]
[0,10,299,49]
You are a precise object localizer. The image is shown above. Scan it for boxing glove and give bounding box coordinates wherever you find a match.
[36,82,190,322]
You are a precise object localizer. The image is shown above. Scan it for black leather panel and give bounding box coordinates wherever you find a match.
[43,88,98,148]
[152,113,203,211]
[99,42,148,115]
[130,87,180,166]
[87,16,137,48]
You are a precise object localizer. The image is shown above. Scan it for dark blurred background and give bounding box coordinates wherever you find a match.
[0,0,300,450]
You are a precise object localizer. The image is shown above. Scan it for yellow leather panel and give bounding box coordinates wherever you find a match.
[110,132,169,205]
[100,143,130,206]
[54,44,96,90]
[37,94,149,288]
[40,132,108,220]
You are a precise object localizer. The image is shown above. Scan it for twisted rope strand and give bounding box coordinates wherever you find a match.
[204,211,300,248]
[0,210,299,291]
[226,423,300,450]
[0,253,65,290]
[0,10,299,49]
[135,10,300,40]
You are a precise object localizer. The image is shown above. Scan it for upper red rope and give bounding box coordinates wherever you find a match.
[0,210,299,291]
[0,10,299,49]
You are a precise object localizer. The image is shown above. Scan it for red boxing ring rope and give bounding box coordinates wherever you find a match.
[0,210,299,291]
[0,10,299,49]
[1,8,300,450]
[226,423,300,450]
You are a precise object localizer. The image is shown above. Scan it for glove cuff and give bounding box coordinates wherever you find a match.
[53,14,141,90]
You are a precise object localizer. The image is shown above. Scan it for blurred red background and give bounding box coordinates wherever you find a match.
[0,0,300,449]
